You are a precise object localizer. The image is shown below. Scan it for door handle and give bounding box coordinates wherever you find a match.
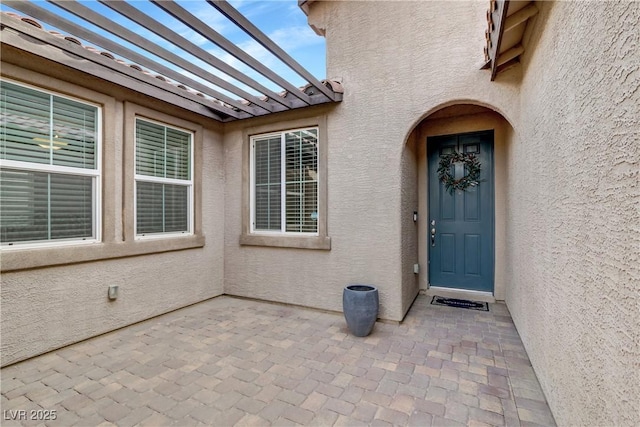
[430,220,436,246]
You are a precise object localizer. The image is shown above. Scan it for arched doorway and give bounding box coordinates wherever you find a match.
[408,103,514,301]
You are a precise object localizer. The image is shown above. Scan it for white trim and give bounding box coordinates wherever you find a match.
[1,238,100,251]
[94,92,103,244]
[133,117,194,238]
[0,159,100,176]
[135,231,191,240]
[249,126,320,236]
[280,132,286,232]
[0,79,102,248]
[250,137,256,232]
[133,174,191,185]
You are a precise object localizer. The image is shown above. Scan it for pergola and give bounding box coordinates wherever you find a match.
[482,0,539,80]
[1,0,343,121]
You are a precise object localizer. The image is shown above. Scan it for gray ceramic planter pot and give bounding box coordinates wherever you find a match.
[343,284,379,337]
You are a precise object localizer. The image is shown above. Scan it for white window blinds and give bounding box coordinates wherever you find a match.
[254,136,282,231]
[0,80,99,246]
[252,128,318,234]
[135,119,192,236]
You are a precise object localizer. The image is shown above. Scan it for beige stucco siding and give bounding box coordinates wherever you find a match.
[0,60,226,366]
[223,107,411,321]
[232,0,515,322]
[1,249,223,366]
[400,131,419,318]
[308,0,639,425]
[303,1,521,320]
[505,2,640,425]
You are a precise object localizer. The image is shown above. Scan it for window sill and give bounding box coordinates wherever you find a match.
[240,233,331,250]
[1,235,205,272]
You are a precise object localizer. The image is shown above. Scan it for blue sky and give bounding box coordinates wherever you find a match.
[1,0,327,98]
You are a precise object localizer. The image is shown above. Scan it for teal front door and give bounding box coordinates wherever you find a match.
[428,131,494,292]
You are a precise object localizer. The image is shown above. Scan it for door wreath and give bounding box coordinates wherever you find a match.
[437,152,481,194]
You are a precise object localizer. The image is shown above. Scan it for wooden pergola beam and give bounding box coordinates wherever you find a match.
[4,0,255,118]
[98,0,286,112]
[1,18,236,121]
[2,0,341,121]
[504,3,538,33]
[151,0,315,105]
[208,0,336,102]
[489,0,510,81]
[45,0,256,115]
[484,1,537,80]
[497,44,524,67]
[3,0,240,118]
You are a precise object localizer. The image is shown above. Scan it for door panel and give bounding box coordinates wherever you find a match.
[428,131,494,292]
[441,190,455,220]
[464,234,481,275]
[464,187,480,221]
[440,234,456,273]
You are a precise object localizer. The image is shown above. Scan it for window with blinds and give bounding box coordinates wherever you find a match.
[135,118,192,236]
[251,128,318,234]
[0,80,100,246]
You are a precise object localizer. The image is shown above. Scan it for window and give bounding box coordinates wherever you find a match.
[135,118,193,237]
[0,72,205,272]
[251,128,319,234]
[0,80,100,247]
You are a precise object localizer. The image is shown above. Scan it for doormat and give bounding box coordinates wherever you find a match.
[430,296,489,311]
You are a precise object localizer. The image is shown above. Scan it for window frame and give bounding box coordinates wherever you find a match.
[0,67,205,273]
[122,102,204,246]
[0,78,102,249]
[249,127,320,237]
[240,115,330,250]
[133,117,194,239]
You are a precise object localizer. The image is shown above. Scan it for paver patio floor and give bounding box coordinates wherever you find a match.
[1,295,556,426]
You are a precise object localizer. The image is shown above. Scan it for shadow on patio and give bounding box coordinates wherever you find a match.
[1,294,555,426]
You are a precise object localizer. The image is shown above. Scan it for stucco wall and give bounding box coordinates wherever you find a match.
[1,60,226,366]
[504,2,640,425]
[400,131,419,318]
[307,0,639,424]
[300,1,520,321]
[224,107,413,320]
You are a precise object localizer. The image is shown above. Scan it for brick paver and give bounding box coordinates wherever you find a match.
[1,295,556,426]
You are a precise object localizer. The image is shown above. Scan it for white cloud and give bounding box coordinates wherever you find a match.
[177,28,211,47]
[229,0,275,20]
[171,1,244,46]
[268,25,324,52]
[189,5,231,35]
[227,0,250,10]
